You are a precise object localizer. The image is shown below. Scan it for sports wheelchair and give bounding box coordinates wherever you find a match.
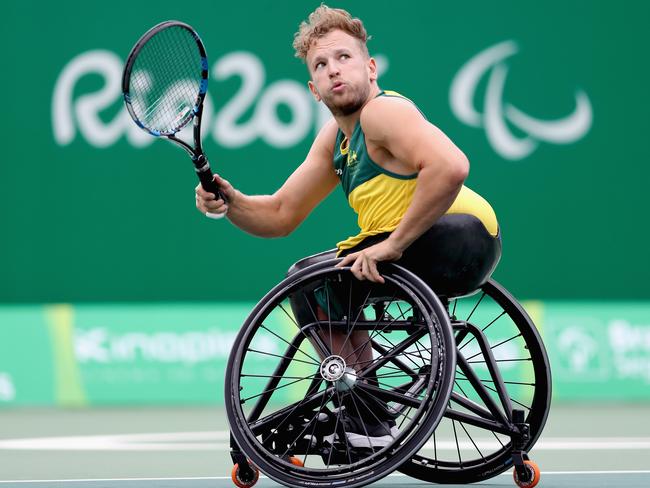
[225,258,551,488]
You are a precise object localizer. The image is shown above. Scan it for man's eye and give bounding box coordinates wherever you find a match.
[340,54,349,59]
[315,61,325,69]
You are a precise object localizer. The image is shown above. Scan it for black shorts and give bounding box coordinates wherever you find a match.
[288,213,501,324]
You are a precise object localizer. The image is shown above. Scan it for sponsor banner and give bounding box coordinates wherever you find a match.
[0,307,55,405]
[543,304,650,400]
[1,301,650,406]
[64,303,254,405]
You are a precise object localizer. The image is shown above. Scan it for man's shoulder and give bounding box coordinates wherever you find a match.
[360,93,424,138]
[313,117,339,149]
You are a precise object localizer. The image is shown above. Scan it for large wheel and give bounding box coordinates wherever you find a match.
[399,279,552,483]
[225,261,456,488]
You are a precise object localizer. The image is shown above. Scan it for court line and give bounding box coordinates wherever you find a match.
[2,431,650,451]
[1,471,649,483]
[0,479,224,484]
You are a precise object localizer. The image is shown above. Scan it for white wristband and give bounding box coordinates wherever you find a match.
[205,211,226,220]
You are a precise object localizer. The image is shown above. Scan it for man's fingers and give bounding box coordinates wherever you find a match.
[367,259,384,283]
[336,252,358,268]
[196,188,216,201]
[350,255,366,281]
[336,251,383,283]
[204,198,225,210]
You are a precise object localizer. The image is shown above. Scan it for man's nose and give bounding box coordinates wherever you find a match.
[328,61,340,77]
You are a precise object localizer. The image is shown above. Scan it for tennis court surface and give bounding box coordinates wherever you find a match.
[0,405,648,487]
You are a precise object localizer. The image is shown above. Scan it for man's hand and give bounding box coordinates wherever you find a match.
[195,174,234,218]
[336,239,403,283]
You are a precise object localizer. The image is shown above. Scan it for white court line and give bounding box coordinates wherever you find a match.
[1,471,650,483]
[2,431,650,451]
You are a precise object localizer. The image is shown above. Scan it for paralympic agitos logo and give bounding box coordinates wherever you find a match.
[450,40,593,160]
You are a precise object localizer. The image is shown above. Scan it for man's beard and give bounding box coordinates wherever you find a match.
[321,83,369,117]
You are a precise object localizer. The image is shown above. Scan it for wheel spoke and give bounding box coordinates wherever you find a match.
[464,333,523,362]
[451,401,463,467]
[346,391,374,450]
[337,286,376,361]
[330,388,353,466]
[357,328,428,380]
[343,297,411,363]
[280,389,332,460]
[279,302,330,359]
[247,348,320,366]
[257,378,325,444]
[242,373,316,380]
[373,332,427,369]
[458,311,506,352]
[356,382,422,409]
[260,324,321,364]
[458,419,486,461]
[468,357,533,364]
[465,292,486,322]
[242,373,319,403]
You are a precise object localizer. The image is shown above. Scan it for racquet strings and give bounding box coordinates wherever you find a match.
[128,26,203,134]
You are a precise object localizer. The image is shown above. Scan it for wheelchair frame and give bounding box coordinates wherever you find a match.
[225,260,550,488]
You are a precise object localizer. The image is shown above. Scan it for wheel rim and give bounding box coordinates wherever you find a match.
[402,279,551,482]
[226,265,455,486]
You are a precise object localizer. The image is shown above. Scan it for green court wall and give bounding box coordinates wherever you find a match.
[2,1,649,304]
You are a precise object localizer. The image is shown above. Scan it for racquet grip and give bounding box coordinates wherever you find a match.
[194,156,227,202]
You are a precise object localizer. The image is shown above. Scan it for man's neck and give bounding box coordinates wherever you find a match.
[335,85,381,138]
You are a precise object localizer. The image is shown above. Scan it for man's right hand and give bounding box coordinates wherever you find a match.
[195,174,234,218]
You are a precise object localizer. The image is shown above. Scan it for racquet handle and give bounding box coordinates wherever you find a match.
[194,155,227,203]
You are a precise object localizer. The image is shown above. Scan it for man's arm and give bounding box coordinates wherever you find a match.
[338,96,469,281]
[196,119,340,237]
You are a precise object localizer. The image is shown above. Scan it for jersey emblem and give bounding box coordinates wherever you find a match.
[346,150,358,167]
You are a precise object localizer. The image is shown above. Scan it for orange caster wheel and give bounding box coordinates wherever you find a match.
[513,460,540,488]
[231,462,260,488]
[288,456,304,467]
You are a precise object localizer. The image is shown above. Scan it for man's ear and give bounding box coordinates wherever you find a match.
[368,57,378,83]
[308,80,322,102]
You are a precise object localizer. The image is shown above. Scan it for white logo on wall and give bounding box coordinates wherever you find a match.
[0,372,16,402]
[52,50,388,149]
[557,327,601,376]
[450,40,593,160]
[608,319,650,381]
[74,327,278,364]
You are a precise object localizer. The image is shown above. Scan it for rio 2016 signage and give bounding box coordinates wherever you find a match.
[52,50,389,150]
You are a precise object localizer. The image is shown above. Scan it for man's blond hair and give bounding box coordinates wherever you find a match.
[293,5,370,61]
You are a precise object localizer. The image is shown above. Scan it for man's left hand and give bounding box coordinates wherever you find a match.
[335,239,403,283]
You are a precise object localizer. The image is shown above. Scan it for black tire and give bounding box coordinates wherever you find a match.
[225,261,456,488]
[399,279,552,483]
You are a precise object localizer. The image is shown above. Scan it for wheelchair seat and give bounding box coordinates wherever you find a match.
[288,214,502,299]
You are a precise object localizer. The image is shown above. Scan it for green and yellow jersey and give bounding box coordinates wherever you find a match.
[334,90,498,253]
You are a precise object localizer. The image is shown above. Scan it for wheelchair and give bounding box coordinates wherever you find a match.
[225,257,551,488]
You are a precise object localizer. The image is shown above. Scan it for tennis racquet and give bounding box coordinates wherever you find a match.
[122,20,226,217]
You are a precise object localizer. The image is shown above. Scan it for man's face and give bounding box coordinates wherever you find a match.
[306,30,377,117]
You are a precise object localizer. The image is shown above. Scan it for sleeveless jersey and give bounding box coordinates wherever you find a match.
[334,90,498,252]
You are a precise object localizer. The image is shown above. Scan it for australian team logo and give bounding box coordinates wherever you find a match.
[346,149,359,167]
[450,40,593,160]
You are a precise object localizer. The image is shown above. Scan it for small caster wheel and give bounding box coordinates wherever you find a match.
[513,460,540,488]
[231,461,260,488]
[288,456,304,467]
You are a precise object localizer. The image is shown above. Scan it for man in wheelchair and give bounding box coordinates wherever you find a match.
[196,5,500,449]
